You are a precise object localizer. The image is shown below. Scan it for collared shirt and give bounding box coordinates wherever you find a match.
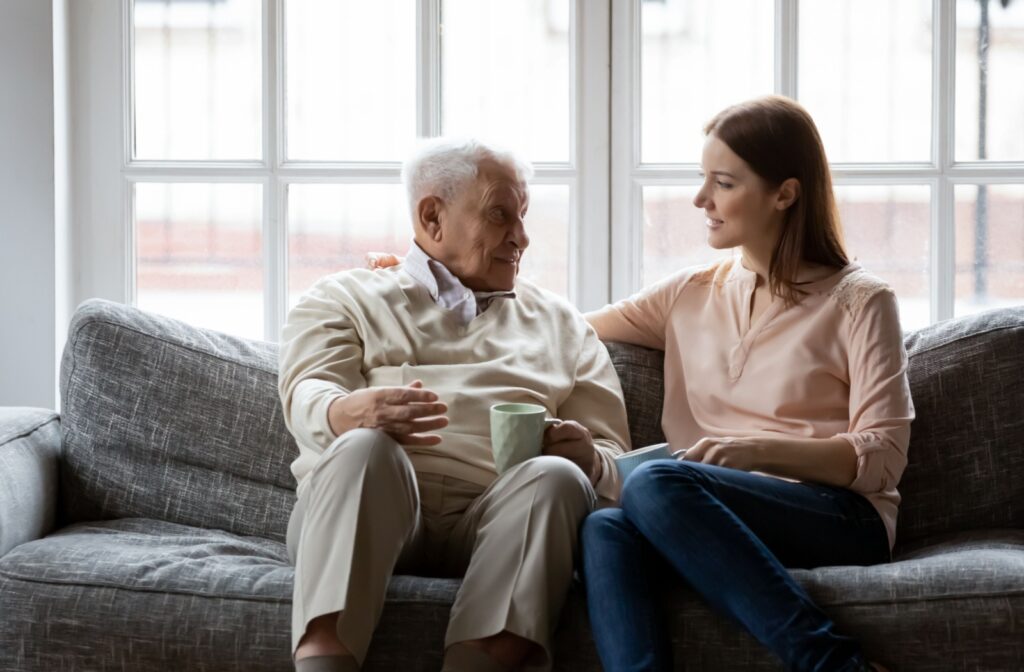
[402,241,516,326]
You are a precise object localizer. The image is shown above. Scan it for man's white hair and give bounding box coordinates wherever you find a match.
[401,137,533,220]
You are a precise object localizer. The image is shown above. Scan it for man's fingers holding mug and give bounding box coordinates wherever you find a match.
[543,419,591,445]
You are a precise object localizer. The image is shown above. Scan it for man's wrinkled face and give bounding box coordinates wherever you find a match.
[436,159,530,292]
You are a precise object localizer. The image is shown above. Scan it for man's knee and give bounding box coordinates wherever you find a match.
[519,455,596,514]
[315,428,406,479]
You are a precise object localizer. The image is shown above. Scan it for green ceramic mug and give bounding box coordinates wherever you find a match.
[489,403,561,475]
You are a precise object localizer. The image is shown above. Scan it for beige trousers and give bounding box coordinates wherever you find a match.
[287,428,596,669]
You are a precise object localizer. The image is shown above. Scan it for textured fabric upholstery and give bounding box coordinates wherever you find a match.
[58,300,296,543]
[0,408,61,556]
[604,342,666,449]
[895,306,1024,550]
[1,299,1022,670]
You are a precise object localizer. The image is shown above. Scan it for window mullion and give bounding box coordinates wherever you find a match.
[575,0,611,311]
[610,0,640,302]
[933,0,956,322]
[417,0,442,138]
[265,0,284,341]
[775,0,798,98]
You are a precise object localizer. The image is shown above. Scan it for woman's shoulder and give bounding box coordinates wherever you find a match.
[647,256,736,296]
[825,266,896,319]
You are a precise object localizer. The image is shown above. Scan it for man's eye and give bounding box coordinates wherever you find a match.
[490,208,506,220]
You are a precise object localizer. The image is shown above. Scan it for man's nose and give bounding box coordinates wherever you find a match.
[510,218,529,250]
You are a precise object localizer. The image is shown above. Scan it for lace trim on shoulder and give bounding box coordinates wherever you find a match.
[828,271,891,317]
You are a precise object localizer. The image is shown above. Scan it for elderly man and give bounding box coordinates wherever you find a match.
[279,138,630,672]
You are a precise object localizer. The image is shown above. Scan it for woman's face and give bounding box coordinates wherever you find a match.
[693,134,784,251]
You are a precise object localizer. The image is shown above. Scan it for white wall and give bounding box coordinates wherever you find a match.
[0,0,57,409]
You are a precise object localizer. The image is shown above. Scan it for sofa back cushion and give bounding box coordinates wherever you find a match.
[894,306,1024,549]
[60,300,296,543]
[604,342,666,449]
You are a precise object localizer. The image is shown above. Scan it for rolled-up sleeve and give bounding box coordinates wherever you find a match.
[278,278,366,452]
[835,289,914,495]
[557,325,633,502]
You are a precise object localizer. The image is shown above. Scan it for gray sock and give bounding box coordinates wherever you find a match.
[294,654,359,672]
[441,643,512,672]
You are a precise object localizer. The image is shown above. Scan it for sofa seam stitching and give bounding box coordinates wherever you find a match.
[0,413,60,448]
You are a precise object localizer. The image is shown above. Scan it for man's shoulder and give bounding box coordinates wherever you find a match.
[514,279,583,321]
[307,266,408,297]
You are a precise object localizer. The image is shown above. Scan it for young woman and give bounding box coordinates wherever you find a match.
[580,95,911,672]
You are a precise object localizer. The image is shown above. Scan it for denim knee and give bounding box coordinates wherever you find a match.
[621,460,708,518]
[581,507,630,547]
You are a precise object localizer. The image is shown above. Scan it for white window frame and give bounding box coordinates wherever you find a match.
[610,0,1024,323]
[69,0,612,344]
[69,0,1024,343]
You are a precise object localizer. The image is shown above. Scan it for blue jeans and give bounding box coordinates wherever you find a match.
[580,459,890,672]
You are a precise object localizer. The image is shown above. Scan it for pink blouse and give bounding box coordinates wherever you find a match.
[591,257,914,549]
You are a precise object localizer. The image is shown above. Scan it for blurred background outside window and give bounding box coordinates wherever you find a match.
[130,0,1024,339]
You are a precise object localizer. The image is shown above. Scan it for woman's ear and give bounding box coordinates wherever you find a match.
[775,178,801,210]
[416,196,444,241]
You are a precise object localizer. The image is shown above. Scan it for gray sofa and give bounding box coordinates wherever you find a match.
[0,298,1021,671]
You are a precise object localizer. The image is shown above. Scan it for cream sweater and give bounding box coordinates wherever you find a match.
[279,266,632,501]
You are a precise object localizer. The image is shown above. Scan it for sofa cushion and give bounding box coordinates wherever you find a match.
[0,518,460,671]
[896,306,1024,549]
[59,299,297,542]
[605,342,666,449]
[2,521,1020,670]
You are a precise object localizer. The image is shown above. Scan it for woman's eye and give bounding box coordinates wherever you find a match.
[716,181,733,189]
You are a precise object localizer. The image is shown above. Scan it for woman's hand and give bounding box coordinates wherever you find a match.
[327,380,448,445]
[366,252,402,270]
[680,436,771,472]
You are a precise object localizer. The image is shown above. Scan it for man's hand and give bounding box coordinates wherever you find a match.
[542,420,601,486]
[327,380,448,445]
[681,436,767,472]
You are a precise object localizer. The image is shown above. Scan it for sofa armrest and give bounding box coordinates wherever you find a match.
[0,408,61,557]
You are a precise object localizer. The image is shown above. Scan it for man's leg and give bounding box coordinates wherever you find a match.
[288,428,421,668]
[441,456,597,671]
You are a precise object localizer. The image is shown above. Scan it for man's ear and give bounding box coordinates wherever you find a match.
[775,178,801,210]
[416,196,444,242]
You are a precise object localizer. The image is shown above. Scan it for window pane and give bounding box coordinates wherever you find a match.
[133,0,261,160]
[442,0,570,163]
[285,0,416,161]
[641,185,734,288]
[835,185,931,330]
[955,184,1024,316]
[288,183,570,307]
[799,0,933,163]
[519,184,570,298]
[288,184,410,306]
[641,0,774,165]
[135,183,263,339]
[955,0,1024,161]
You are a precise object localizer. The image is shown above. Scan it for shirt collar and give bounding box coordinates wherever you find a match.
[402,241,516,313]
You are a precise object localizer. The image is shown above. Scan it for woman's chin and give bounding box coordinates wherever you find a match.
[706,234,737,250]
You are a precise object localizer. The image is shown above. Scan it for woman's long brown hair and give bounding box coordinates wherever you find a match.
[704,95,849,306]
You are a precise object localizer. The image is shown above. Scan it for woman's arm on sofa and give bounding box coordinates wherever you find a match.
[0,408,61,557]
